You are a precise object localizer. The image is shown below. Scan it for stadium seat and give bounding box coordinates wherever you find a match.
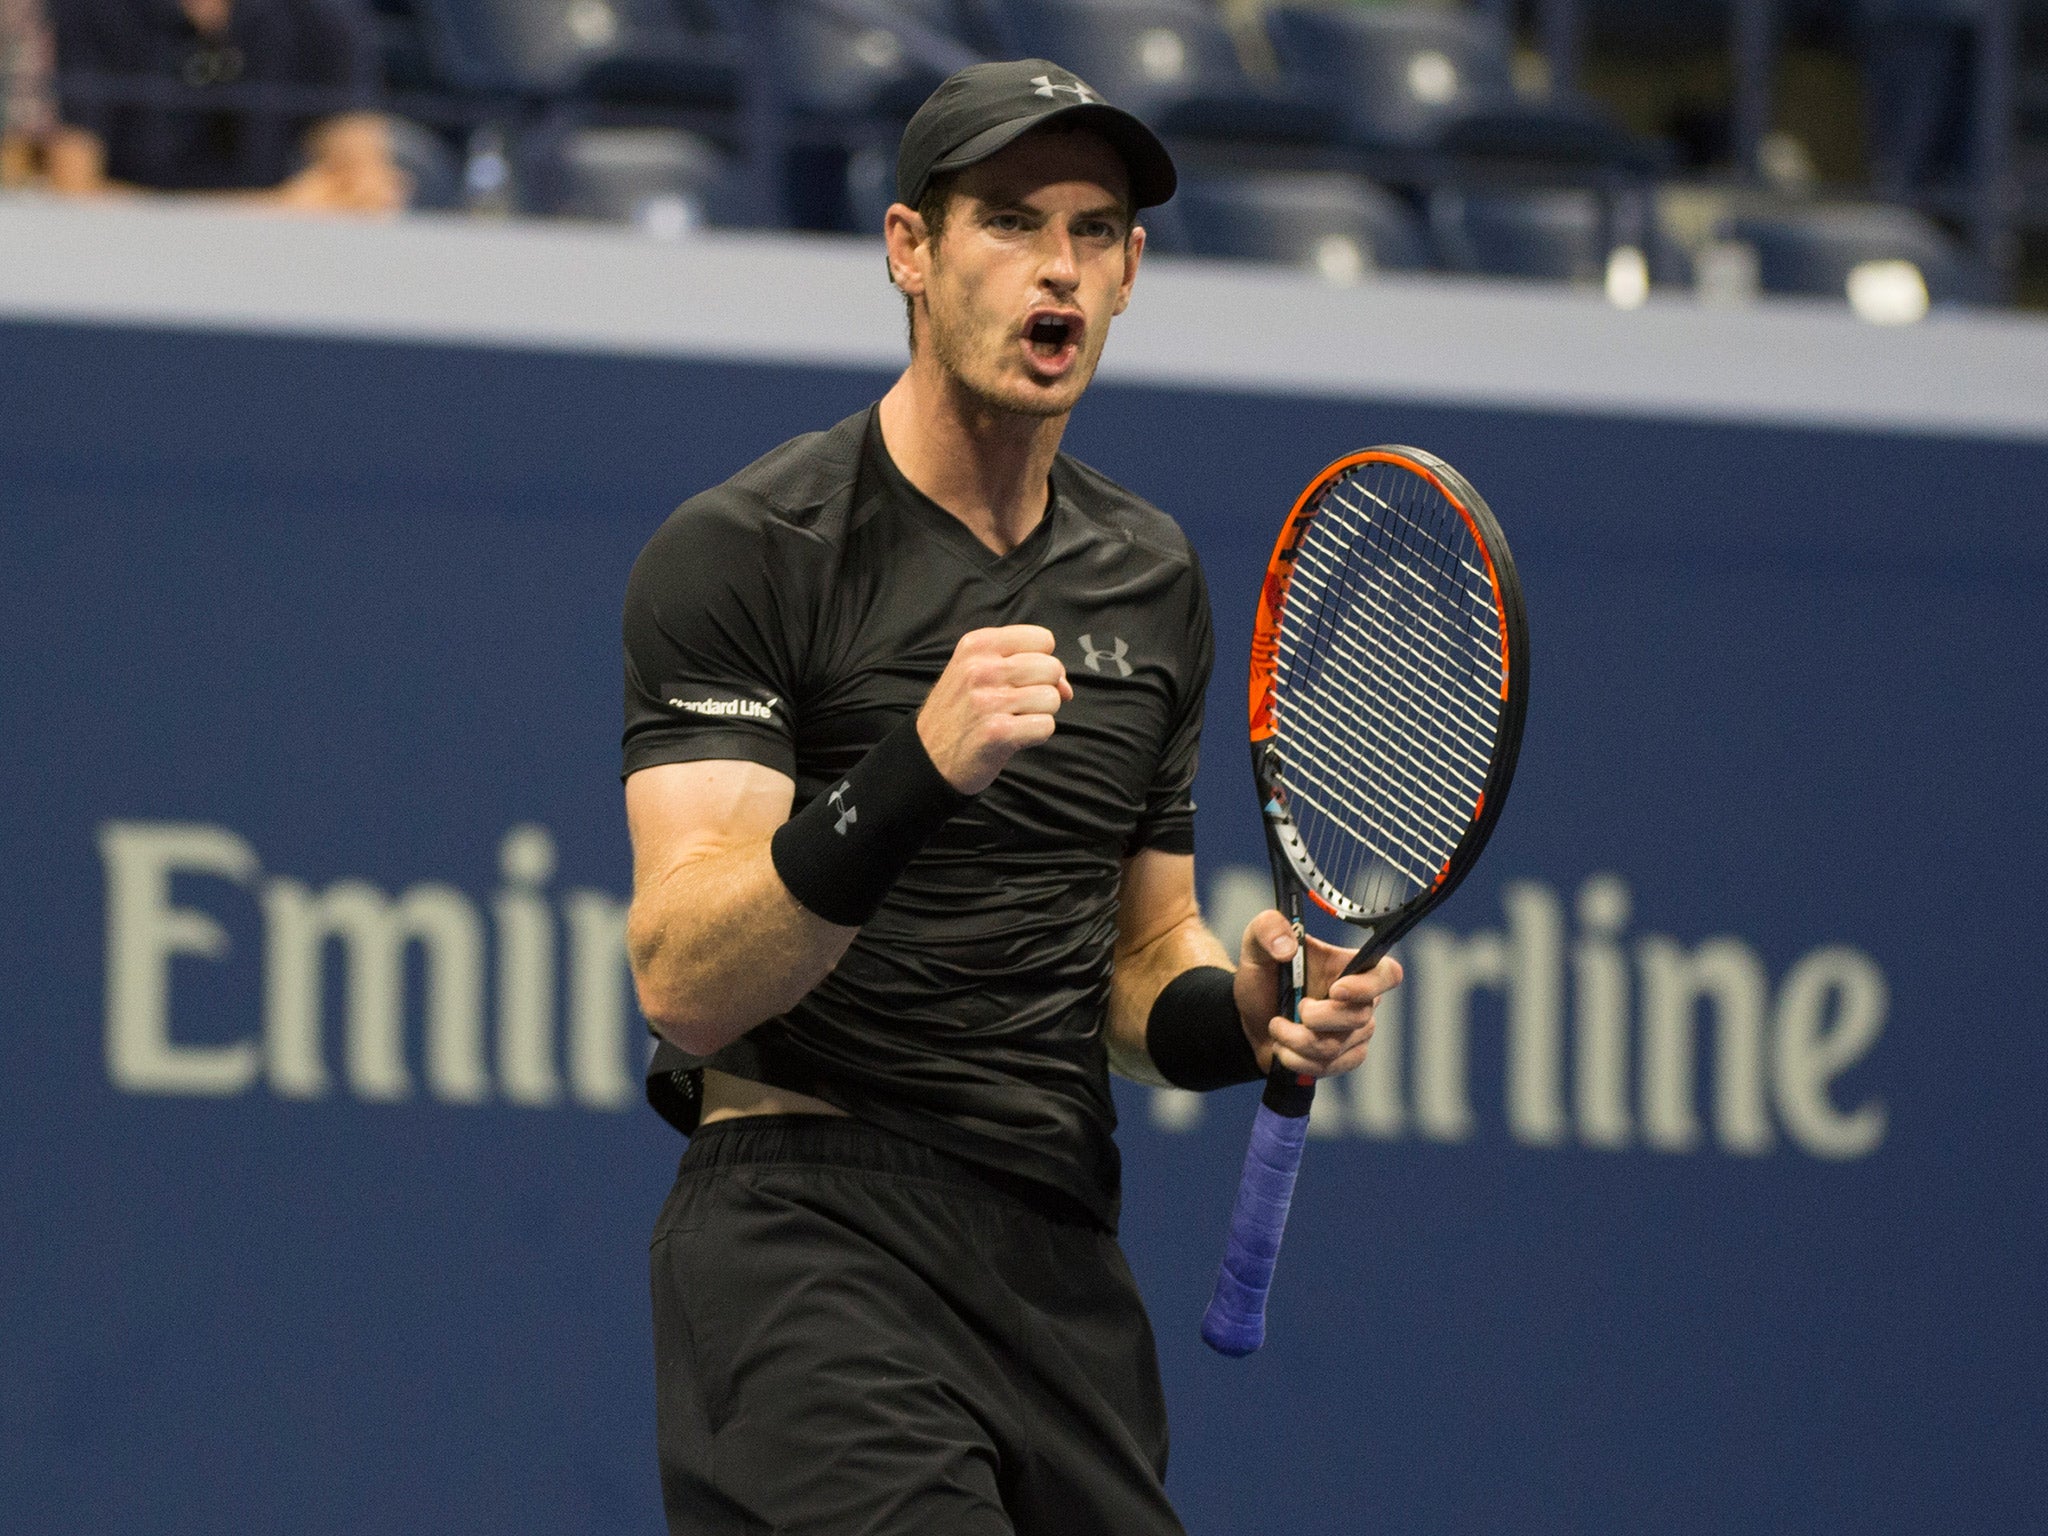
[387,117,467,211]
[370,0,438,92]
[1854,0,1984,196]
[516,124,741,231]
[773,0,982,121]
[1261,4,1661,171]
[413,0,742,103]
[842,144,901,232]
[2025,0,2048,136]
[987,0,1341,142]
[1571,0,1734,54]
[1428,186,1687,285]
[1716,202,1983,307]
[1166,169,1431,279]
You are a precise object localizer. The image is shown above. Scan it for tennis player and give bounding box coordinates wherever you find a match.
[621,59,1401,1536]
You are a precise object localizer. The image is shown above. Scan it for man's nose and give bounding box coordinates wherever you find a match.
[1038,228,1080,290]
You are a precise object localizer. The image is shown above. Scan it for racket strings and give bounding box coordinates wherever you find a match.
[1334,479,1497,593]
[1285,557,1502,739]
[1280,679,1477,852]
[1287,539,1480,891]
[1273,460,1505,919]
[1297,585,1498,810]
[1282,570,1499,792]
[1323,482,1504,699]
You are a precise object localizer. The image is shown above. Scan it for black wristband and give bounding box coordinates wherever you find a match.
[1146,966,1264,1092]
[770,712,970,927]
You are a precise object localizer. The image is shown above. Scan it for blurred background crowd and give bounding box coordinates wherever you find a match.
[3,0,2044,312]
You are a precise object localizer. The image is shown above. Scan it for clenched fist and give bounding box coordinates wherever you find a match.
[917,625,1073,795]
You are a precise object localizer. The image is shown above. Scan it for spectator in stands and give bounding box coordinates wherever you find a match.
[46,0,405,210]
[2,0,57,185]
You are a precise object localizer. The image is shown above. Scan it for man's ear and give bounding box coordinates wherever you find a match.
[883,203,930,297]
[1112,223,1146,317]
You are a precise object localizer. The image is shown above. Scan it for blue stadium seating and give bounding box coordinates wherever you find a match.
[1165,169,1432,276]
[1262,5,1660,171]
[1855,0,1984,196]
[988,0,1341,142]
[766,3,996,234]
[387,117,467,210]
[842,144,901,232]
[2026,0,2048,134]
[1428,186,1687,284]
[1717,202,1982,302]
[370,0,439,93]
[1571,0,1734,54]
[413,0,742,103]
[515,124,741,228]
[773,0,980,121]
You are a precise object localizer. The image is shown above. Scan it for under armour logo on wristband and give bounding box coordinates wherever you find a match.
[1079,634,1133,677]
[828,782,857,835]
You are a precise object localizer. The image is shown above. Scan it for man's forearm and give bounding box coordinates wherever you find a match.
[628,841,856,1058]
[1107,915,1235,1085]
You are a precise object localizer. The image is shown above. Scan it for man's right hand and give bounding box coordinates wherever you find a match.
[917,625,1073,794]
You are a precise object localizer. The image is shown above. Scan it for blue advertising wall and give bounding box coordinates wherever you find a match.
[3,310,2045,1535]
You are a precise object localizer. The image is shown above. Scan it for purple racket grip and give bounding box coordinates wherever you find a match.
[1201,1100,1312,1356]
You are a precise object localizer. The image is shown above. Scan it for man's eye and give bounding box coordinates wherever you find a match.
[987,213,1026,232]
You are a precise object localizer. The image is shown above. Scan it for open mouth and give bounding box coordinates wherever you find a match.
[1024,312,1079,361]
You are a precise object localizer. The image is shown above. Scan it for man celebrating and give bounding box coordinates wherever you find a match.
[621,60,1400,1536]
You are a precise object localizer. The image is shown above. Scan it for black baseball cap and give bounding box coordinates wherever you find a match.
[896,59,1177,210]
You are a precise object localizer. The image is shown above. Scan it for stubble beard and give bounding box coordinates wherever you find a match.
[925,292,1094,422]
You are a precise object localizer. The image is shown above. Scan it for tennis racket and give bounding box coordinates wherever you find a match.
[1201,446,1529,1357]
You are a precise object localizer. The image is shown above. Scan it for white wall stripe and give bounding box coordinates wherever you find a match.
[4,194,2046,441]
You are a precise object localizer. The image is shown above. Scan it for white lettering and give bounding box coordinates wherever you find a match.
[100,821,261,1095]
[564,889,636,1110]
[1638,936,1772,1154]
[1573,874,1633,1148]
[1407,887,1564,1145]
[1503,882,1568,1147]
[102,819,647,1114]
[263,878,486,1103]
[1151,1086,1204,1131]
[1307,1068,1347,1137]
[666,695,778,720]
[1409,925,1506,1142]
[1153,864,1888,1161]
[1773,946,1886,1158]
[1349,968,1404,1139]
[495,825,560,1106]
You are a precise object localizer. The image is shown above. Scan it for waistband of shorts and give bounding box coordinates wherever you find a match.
[681,1114,1103,1229]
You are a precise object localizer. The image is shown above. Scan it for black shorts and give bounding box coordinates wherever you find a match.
[649,1115,1186,1536]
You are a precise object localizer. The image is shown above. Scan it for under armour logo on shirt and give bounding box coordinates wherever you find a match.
[1032,74,1096,103]
[828,782,857,835]
[1079,634,1132,678]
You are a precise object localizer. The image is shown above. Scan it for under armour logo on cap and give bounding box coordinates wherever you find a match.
[1031,74,1096,103]
[828,782,857,835]
[894,58,1177,208]
[1079,634,1133,678]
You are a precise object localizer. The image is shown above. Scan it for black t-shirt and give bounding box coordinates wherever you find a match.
[621,407,1214,1227]
[54,0,377,191]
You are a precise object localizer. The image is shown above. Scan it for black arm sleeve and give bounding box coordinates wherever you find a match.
[1126,550,1214,856]
[622,490,810,782]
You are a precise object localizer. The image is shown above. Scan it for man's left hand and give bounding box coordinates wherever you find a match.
[1232,910,1402,1079]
